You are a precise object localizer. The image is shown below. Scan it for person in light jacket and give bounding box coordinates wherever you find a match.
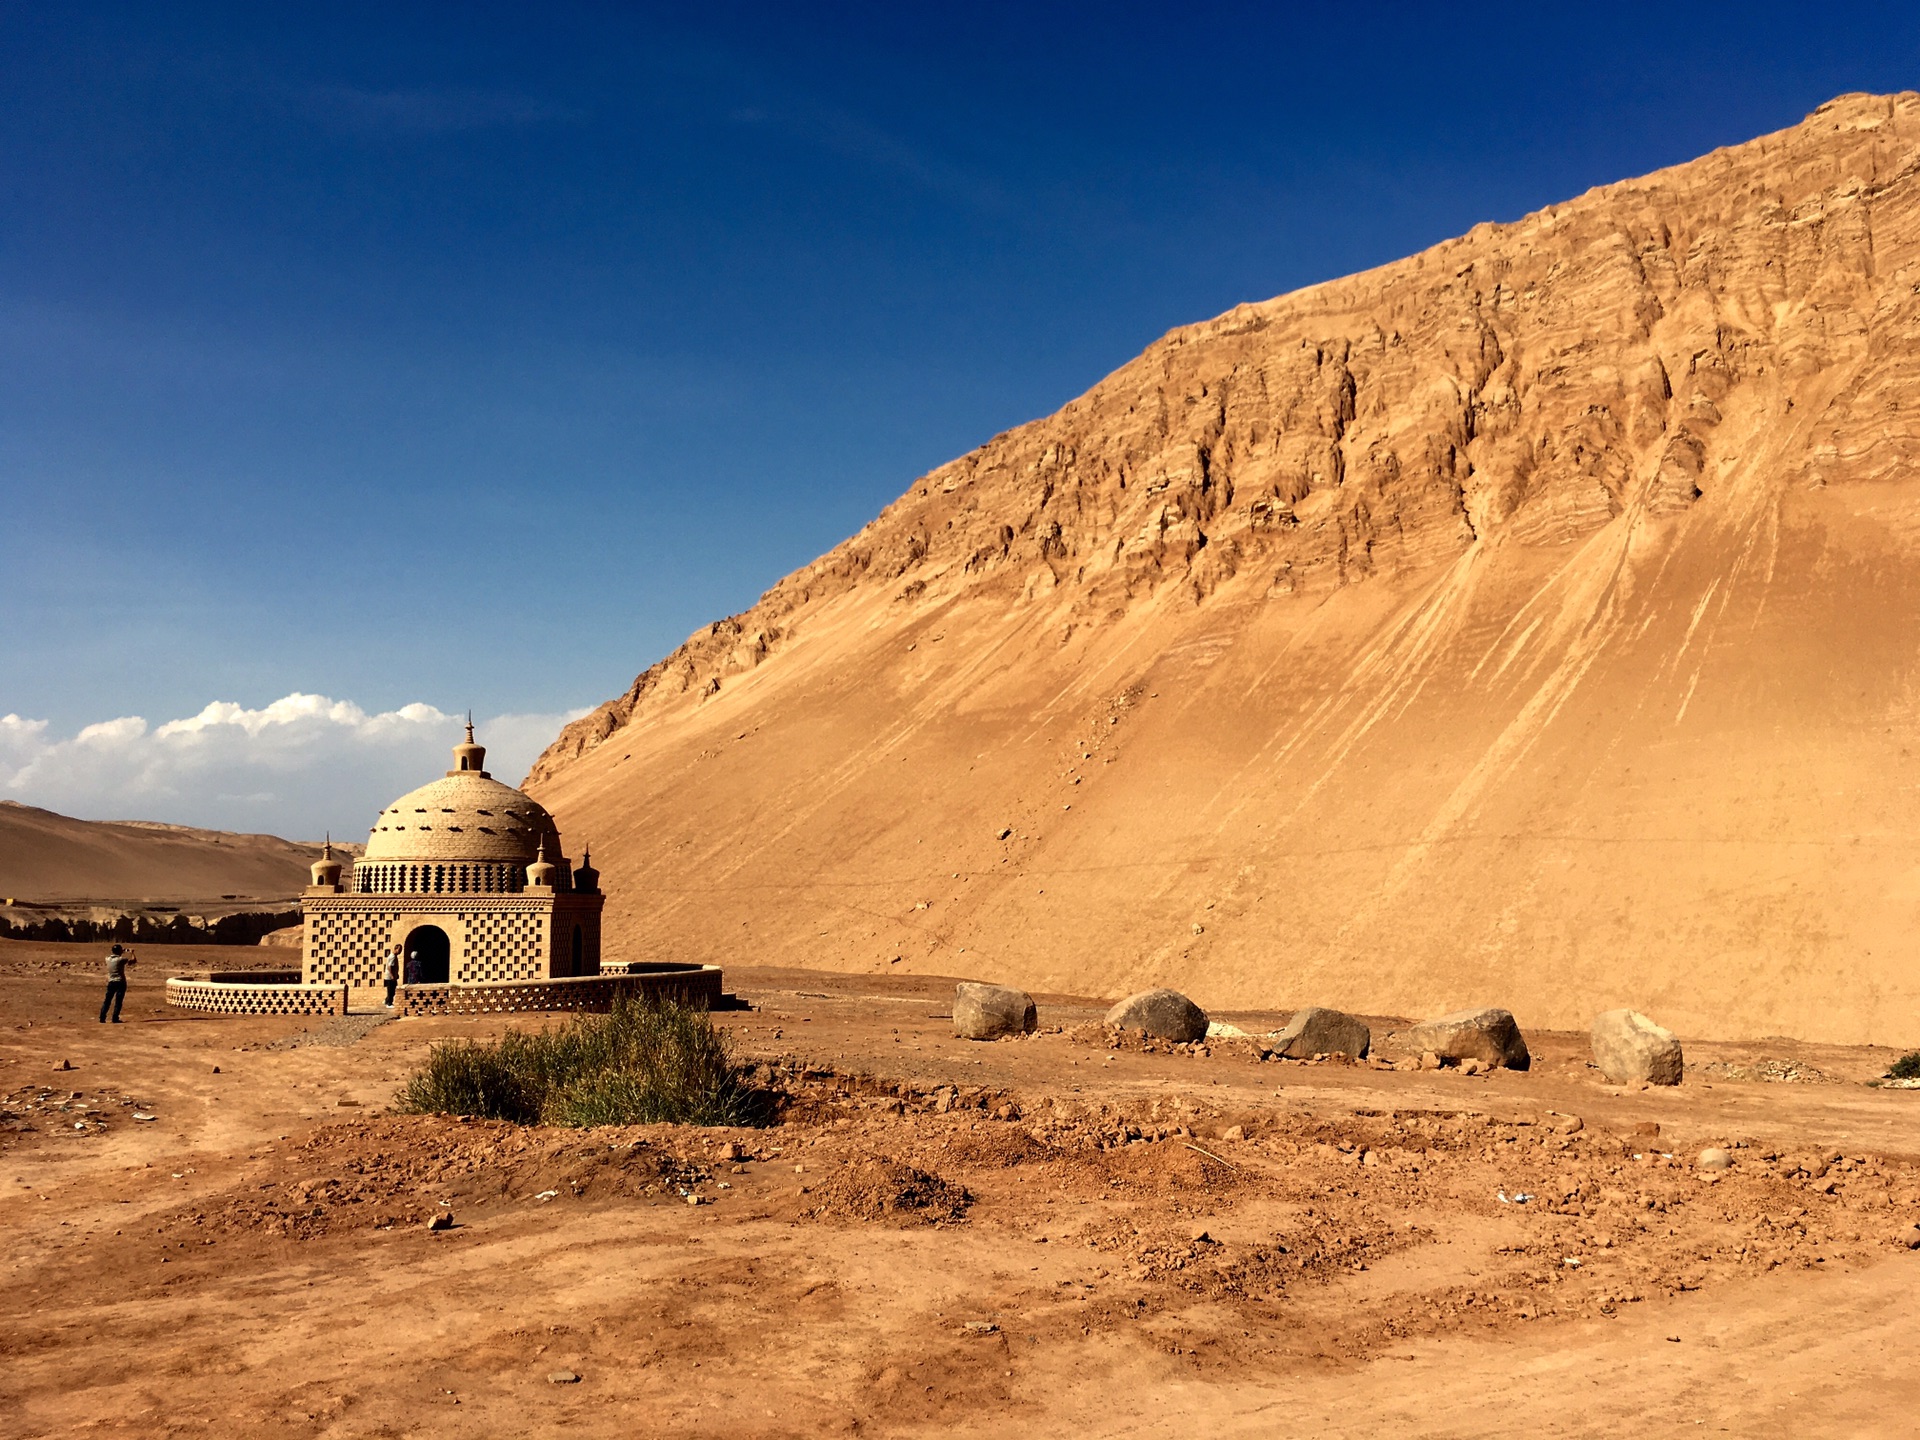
[99,943,137,1023]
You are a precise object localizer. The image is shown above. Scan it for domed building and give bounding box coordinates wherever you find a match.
[300,724,604,993]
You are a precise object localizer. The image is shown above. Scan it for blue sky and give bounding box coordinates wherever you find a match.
[4,2,1919,837]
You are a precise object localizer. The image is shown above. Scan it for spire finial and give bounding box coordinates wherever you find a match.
[450,714,488,775]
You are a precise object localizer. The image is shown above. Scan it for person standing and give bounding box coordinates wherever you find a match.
[99,943,137,1023]
[382,946,400,1008]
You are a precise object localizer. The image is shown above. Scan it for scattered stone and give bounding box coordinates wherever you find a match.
[426,1211,453,1232]
[53,1060,72,1072]
[548,1370,581,1385]
[718,1141,745,1162]
[952,982,1038,1040]
[1459,1058,1485,1076]
[961,1321,999,1335]
[997,827,1012,840]
[211,1066,221,1075]
[1104,988,1208,1042]
[1402,1008,1531,1071]
[1419,1051,1442,1071]
[1551,1114,1585,1135]
[1190,1227,1213,1244]
[1890,1224,1920,1251]
[1697,1147,1732,1172]
[685,1193,705,1207]
[1271,1006,1372,1060]
[1220,1124,1245,1142]
[1590,1009,1685,1086]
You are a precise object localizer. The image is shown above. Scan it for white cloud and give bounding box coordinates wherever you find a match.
[0,694,588,841]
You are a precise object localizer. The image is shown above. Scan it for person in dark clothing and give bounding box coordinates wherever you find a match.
[99,943,137,1023]
[382,947,400,1008]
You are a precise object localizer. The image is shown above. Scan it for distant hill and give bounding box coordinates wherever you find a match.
[0,800,352,905]
[526,93,1920,1046]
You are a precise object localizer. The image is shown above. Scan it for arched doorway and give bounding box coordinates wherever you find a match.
[405,925,451,984]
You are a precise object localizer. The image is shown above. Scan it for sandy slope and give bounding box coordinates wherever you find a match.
[527,93,1920,1047]
[0,800,334,904]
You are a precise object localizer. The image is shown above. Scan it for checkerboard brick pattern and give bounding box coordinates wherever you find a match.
[166,978,346,1016]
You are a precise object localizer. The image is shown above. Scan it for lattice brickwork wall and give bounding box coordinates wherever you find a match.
[306,906,402,986]
[456,908,544,984]
[304,896,554,986]
[166,978,346,1016]
[401,966,721,1017]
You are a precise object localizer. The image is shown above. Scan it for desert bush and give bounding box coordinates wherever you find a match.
[397,999,761,1128]
[1888,1051,1920,1081]
[394,1033,546,1123]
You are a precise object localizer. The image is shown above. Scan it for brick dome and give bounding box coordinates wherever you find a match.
[361,770,560,864]
[359,725,562,866]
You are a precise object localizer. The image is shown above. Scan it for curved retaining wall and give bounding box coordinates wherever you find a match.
[399,966,724,1017]
[166,977,346,1016]
[167,965,723,1017]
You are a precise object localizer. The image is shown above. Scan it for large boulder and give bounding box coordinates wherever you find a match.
[1590,1009,1683,1085]
[952,982,1037,1040]
[1402,1007,1531,1070]
[1105,988,1208,1042]
[1272,1006,1371,1059]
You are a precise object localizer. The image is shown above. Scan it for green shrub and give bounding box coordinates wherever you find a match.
[396,999,761,1128]
[1888,1051,1920,1081]
[394,1033,546,1123]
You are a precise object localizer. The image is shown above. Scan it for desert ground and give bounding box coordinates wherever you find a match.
[5,937,1918,1438]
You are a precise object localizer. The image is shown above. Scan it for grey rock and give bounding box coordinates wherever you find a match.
[1273,1006,1371,1059]
[1402,1008,1531,1070]
[952,981,1038,1040]
[1590,1009,1684,1086]
[1104,988,1209,1042]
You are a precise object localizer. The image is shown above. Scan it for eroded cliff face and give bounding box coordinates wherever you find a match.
[528,94,1920,1045]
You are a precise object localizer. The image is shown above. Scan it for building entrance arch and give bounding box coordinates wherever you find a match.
[404,924,451,984]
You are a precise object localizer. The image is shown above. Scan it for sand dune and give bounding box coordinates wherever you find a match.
[0,800,337,905]
[528,93,1920,1046]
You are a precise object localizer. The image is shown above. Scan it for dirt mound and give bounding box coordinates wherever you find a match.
[175,1117,720,1240]
[528,92,1920,1047]
[799,1157,971,1225]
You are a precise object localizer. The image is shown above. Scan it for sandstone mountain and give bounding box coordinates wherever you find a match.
[0,801,335,905]
[529,93,1920,1046]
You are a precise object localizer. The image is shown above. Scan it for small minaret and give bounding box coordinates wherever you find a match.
[308,836,344,893]
[572,842,600,895]
[449,715,490,777]
[525,835,557,892]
